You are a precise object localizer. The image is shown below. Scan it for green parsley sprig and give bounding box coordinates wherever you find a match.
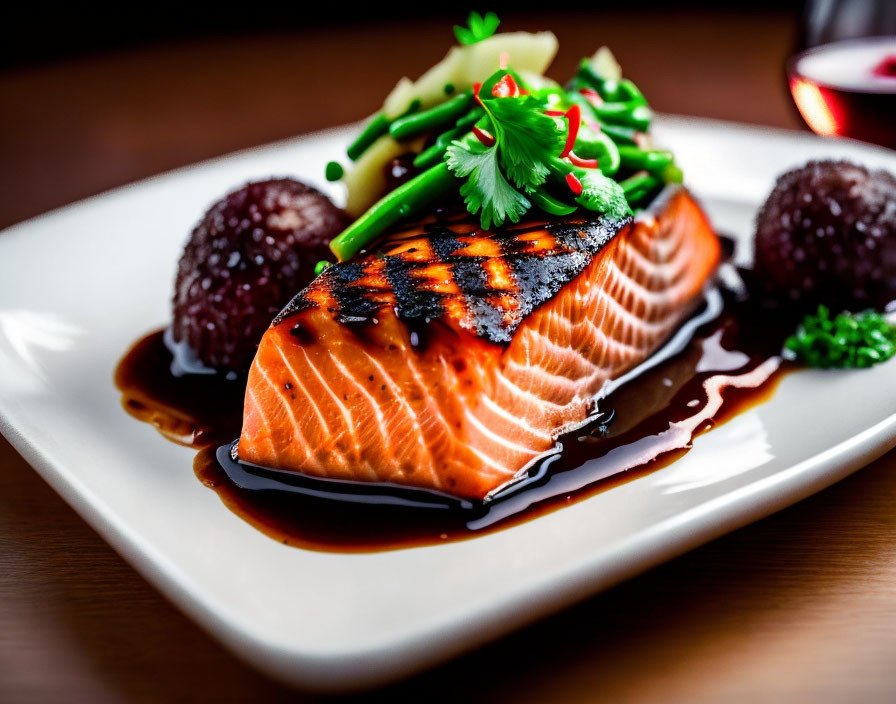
[454,11,500,45]
[784,306,896,368]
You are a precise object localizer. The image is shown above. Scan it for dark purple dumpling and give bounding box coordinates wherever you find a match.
[753,160,896,310]
[171,178,348,375]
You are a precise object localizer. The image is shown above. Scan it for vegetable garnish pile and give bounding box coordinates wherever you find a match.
[785,306,896,369]
[325,13,682,262]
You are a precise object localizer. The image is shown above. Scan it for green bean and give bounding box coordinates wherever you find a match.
[567,90,651,136]
[662,162,684,184]
[617,79,647,106]
[597,79,622,101]
[345,100,422,161]
[530,188,578,216]
[455,105,483,130]
[617,146,673,173]
[620,171,662,204]
[573,61,628,102]
[627,188,656,206]
[595,123,642,146]
[590,101,652,131]
[389,91,472,141]
[415,109,489,170]
[574,60,601,87]
[346,113,390,161]
[620,171,652,191]
[574,124,621,176]
[434,125,467,150]
[574,62,621,100]
[413,142,449,170]
[329,162,457,261]
[572,63,650,108]
[414,129,462,169]
[414,139,453,170]
[411,105,485,170]
[534,85,567,104]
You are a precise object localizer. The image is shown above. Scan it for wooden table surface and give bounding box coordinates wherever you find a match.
[3,10,896,703]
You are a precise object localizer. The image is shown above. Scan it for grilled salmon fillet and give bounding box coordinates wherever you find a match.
[238,186,719,500]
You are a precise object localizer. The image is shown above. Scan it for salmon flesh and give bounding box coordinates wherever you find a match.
[238,186,720,500]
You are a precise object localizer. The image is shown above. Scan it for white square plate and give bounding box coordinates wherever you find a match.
[1,117,894,691]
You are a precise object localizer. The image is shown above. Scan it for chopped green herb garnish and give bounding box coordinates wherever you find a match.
[324,161,344,182]
[444,83,456,95]
[314,260,332,276]
[785,306,896,368]
[454,11,500,45]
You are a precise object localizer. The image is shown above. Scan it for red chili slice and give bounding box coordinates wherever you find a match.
[561,104,581,158]
[567,151,599,169]
[544,109,566,117]
[579,88,603,106]
[491,74,520,98]
[566,172,583,196]
[473,126,496,147]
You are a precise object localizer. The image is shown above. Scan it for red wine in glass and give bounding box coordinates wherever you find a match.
[788,36,896,149]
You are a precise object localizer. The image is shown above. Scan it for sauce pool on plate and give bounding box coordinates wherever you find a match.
[115,262,791,553]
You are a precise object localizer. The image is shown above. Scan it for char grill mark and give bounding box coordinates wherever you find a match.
[548,217,620,253]
[423,226,465,259]
[450,257,510,341]
[384,255,445,324]
[272,214,630,343]
[329,260,389,325]
[272,295,315,326]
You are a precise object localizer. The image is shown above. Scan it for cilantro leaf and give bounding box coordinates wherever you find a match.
[574,168,631,220]
[454,11,500,45]
[453,26,476,45]
[485,95,565,193]
[481,11,501,36]
[469,11,485,37]
[446,142,530,229]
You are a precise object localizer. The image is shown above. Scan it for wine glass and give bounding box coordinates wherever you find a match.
[787,0,896,149]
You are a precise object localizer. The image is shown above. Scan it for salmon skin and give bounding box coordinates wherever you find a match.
[238,186,720,501]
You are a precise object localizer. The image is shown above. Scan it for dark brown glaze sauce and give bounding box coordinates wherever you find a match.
[115,265,793,553]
